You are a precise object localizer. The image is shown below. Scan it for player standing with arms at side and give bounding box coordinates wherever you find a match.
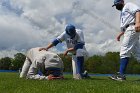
[110,0,140,81]
[39,24,89,79]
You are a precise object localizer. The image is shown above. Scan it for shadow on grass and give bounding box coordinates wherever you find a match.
[133,79,140,82]
[62,77,108,81]
[91,77,107,81]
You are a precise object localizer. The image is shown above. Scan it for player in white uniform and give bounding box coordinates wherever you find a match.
[39,24,89,79]
[110,0,140,81]
[20,47,64,80]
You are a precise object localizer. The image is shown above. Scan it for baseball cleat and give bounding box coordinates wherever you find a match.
[109,72,126,81]
[82,70,91,78]
[73,74,82,80]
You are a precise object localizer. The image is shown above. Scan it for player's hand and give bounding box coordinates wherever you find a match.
[116,36,121,41]
[47,74,54,80]
[63,51,68,57]
[39,48,48,51]
[135,23,140,32]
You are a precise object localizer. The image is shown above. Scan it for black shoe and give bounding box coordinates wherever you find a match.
[82,70,91,78]
[109,72,126,81]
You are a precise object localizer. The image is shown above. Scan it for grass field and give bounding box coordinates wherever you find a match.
[0,73,140,93]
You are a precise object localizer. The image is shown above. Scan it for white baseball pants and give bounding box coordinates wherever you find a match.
[120,25,140,62]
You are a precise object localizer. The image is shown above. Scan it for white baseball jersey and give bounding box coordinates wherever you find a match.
[56,29,89,79]
[56,29,85,49]
[120,2,140,31]
[56,29,88,79]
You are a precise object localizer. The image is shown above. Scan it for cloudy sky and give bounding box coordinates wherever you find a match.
[0,0,140,58]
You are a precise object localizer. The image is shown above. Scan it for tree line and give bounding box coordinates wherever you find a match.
[0,52,140,74]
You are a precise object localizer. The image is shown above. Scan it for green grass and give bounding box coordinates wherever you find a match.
[0,73,140,93]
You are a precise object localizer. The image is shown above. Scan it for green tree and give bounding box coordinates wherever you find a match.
[85,52,120,74]
[126,55,140,74]
[85,55,104,73]
[103,52,120,73]
[59,54,72,72]
[0,57,12,70]
[11,53,26,70]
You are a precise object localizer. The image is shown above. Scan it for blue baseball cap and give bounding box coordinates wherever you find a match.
[65,24,76,39]
[112,0,124,7]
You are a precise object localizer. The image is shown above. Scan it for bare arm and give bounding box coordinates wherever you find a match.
[63,48,75,56]
[135,11,140,32]
[116,31,124,41]
[39,43,54,51]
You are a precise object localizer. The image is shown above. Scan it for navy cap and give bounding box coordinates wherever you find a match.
[112,0,124,7]
[65,24,76,38]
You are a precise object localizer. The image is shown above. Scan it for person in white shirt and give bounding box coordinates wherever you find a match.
[110,0,140,81]
[20,47,64,80]
[39,24,89,79]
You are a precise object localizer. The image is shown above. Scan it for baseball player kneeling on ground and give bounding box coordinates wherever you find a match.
[20,47,64,80]
[39,24,89,79]
[110,0,140,81]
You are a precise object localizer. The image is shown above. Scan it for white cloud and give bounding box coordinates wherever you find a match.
[0,0,140,58]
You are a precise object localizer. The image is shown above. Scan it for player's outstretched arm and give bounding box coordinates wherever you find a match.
[39,39,61,51]
[135,11,140,32]
[39,43,54,51]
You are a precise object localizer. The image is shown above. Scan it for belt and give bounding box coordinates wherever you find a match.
[125,23,135,29]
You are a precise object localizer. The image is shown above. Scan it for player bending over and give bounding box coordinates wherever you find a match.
[20,47,64,80]
[39,24,89,79]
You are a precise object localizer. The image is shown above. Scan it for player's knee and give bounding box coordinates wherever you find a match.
[76,49,84,57]
[20,71,27,78]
